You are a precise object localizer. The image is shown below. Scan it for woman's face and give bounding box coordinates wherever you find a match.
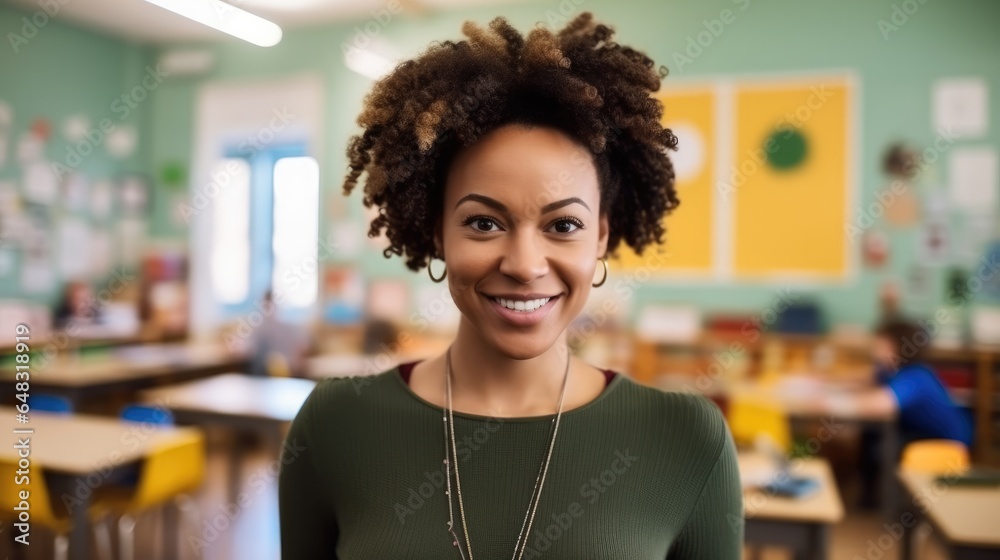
[437,124,609,359]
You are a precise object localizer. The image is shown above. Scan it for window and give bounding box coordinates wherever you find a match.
[272,156,319,308]
[209,149,318,316]
[210,158,251,304]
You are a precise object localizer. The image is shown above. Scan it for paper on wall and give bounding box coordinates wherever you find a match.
[63,115,91,144]
[21,259,54,294]
[16,132,43,163]
[933,78,989,138]
[89,179,114,218]
[89,229,114,279]
[22,160,58,204]
[58,218,90,278]
[949,147,998,213]
[63,172,90,212]
[0,100,11,130]
[106,124,137,158]
[119,219,146,265]
[325,220,363,258]
[917,219,951,266]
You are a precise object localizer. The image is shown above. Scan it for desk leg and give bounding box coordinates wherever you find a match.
[812,524,829,560]
[163,501,179,560]
[68,491,91,560]
[880,421,899,521]
[792,524,829,560]
[228,430,244,504]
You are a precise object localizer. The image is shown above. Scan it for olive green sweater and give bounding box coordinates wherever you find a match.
[279,366,743,559]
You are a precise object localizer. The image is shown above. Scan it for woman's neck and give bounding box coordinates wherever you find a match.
[409,320,606,418]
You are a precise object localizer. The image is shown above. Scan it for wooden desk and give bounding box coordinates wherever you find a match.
[897,469,1000,559]
[0,406,201,560]
[139,373,316,501]
[740,453,844,560]
[0,343,246,407]
[661,375,899,520]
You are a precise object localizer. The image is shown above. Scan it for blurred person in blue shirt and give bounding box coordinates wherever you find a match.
[857,318,973,508]
[872,319,973,446]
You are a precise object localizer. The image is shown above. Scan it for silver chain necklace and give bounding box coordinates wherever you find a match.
[441,345,572,560]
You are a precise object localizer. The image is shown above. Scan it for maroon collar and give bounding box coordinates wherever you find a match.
[397,360,617,388]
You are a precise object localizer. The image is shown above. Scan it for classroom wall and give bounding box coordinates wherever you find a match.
[4,0,1000,328]
[0,4,155,304]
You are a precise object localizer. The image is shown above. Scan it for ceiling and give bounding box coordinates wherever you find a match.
[4,0,532,45]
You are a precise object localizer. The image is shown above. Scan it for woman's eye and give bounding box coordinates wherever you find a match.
[551,219,580,234]
[472,218,499,232]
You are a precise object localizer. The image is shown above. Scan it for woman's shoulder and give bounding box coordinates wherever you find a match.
[293,366,405,425]
[614,377,732,456]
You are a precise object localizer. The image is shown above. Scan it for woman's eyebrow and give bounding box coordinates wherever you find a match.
[455,194,591,214]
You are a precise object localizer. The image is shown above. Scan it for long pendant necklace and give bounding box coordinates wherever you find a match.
[442,345,572,560]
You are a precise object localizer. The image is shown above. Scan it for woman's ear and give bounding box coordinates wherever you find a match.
[433,220,444,259]
[597,213,609,258]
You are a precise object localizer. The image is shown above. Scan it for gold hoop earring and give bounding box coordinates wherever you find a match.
[592,257,608,288]
[428,258,447,283]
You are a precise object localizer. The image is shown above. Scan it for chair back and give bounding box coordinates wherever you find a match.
[28,394,73,415]
[129,432,207,511]
[900,439,970,474]
[727,394,792,454]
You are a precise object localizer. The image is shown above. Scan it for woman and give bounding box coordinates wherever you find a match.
[279,13,742,559]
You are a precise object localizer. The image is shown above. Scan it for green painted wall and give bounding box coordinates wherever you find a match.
[5,0,1000,328]
[0,4,154,304]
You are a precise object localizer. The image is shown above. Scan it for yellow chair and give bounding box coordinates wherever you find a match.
[93,431,206,560]
[727,394,792,454]
[0,459,117,560]
[900,439,970,474]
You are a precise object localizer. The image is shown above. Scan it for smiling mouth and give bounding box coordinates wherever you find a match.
[489,296,556,312]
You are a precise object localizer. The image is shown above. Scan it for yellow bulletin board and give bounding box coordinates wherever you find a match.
[611,75,854,281]
[611,87,716,273]
[731,79,852,278]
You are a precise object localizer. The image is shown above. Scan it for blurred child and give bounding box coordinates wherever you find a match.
[857,318,973,507]
[52,280,101,330]
[248,290,313,377]
[871,319,973,445]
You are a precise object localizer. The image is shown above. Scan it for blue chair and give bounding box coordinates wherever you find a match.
[120,404,175,425]
[114,405,175,488]
[28,394,73,414]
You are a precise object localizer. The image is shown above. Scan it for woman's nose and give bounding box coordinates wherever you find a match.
[498,232,549,284]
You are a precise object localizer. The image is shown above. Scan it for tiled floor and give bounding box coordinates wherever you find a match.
[6,431,951,560]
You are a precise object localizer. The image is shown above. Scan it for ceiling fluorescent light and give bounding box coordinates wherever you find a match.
[143,0,283,47]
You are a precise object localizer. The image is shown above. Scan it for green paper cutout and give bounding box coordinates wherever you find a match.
[766,127,808,170]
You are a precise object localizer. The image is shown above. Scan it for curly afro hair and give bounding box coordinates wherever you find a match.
[342,12,679,272]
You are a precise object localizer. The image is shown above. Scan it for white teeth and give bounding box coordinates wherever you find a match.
[493,297,551,312]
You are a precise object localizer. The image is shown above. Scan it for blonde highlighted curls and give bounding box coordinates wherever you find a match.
[343,12,680,271]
